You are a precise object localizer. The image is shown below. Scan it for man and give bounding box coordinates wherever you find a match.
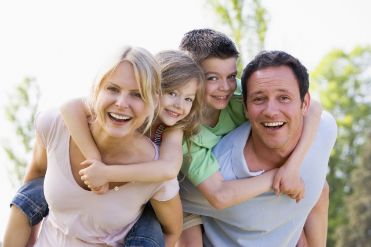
[180,50,337,246]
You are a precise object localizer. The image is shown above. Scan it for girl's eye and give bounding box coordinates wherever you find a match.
[185,97,194,103]
[168,91,177,97]
[228,74,237,81]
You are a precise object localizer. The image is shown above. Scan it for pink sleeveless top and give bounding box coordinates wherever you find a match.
[34,110,179,247]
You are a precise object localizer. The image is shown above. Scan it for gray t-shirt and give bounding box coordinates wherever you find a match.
[180,111,337,247]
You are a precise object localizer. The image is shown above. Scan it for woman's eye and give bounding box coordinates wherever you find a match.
[107,86,119,93]
[168,91,177,97]
[131,92,142,98]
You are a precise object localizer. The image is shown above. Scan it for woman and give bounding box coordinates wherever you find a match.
[4,46,182,247]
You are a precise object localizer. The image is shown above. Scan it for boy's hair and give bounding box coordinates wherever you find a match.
[155,50,205,163]
[179,28,239,64]
[91,46,161,133]
[241,50,309,105]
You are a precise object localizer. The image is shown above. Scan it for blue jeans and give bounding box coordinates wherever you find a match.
[11,177,164,246]
[11,177,49,226]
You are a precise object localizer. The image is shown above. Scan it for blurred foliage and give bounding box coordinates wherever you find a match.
[2,77,40,187]
[336,131,371,246]
[311,45,371,246]
[205,0,269,75]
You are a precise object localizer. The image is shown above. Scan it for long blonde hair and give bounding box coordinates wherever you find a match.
[90,46,161,132]
[155,50,204,163]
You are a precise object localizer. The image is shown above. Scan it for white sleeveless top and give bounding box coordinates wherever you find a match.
[34,110,179,247]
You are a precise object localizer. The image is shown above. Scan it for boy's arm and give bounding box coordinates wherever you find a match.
[272,100,323,200]
[80,128,183,188]
[150,195,183,247]
[60,98,101,160]
[197,169,277,210]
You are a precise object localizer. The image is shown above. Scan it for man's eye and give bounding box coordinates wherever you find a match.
[280,96,290,102]
[253,97,265,103]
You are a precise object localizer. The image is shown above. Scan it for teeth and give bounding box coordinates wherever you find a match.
[166,109,180,117]
[263,122,284,127]
[109,112,131,120]
[214,96,228,100]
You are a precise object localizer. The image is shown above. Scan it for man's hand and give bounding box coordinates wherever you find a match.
[273,165,305,202]
[79,159,109,194]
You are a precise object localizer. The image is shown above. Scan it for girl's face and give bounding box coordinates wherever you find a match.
[95,61,151,138]
[201,57,237,110]
[158,79,198,126]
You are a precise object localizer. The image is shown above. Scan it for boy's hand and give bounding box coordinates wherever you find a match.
[79,159,109,194]
[273,165,305,202]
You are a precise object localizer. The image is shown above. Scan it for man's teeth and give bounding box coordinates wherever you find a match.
[264,122,284,127]
[109,112,131,120]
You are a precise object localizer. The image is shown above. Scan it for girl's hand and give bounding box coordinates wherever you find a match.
[79,159,109,194]
[273,165,305,202]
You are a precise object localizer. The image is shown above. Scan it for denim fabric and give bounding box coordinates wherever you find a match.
[124,204,164,247]
[11,177,49,226]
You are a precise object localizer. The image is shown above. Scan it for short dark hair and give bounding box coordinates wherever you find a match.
[179,28,239,64]
[241,50,309,104]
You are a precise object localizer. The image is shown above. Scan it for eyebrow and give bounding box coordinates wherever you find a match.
[249,88,291,96]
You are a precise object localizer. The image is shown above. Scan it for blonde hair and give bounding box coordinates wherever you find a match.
[90,46,161,132]
[155,50,204,162]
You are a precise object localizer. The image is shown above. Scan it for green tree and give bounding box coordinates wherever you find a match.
[311,46,371,246]
[2,77,40,187]
[336,131,371,246]
[205,0,269,74]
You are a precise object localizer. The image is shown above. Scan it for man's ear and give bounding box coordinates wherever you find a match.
[301,92,311,115]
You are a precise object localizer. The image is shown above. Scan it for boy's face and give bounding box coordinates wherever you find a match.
[200,57,237,110]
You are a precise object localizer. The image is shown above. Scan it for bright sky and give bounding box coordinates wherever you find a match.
[1,0,371,239]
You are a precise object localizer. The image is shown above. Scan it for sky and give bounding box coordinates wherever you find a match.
[1,0,371,238]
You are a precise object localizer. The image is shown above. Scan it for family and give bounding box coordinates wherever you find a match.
[3,29,337,247]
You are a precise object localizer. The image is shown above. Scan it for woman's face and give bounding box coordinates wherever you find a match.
[95,61,151,138]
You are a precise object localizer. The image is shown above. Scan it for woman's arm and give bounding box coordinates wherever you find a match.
[197,169,277,210]
[272,99,323,201]
[150,195,183,247]
[3,133,47,247]
[80,128,183,189]
[60,98,101,160]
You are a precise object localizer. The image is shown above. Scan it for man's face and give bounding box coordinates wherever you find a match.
[200,57,237,110]
[245,65,310,153]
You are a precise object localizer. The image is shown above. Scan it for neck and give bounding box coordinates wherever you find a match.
[90,123,140,158]
[202,107,221,127]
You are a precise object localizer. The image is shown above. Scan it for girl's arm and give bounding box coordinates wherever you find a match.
[60,98,101,160]
[197,169,277,210]
[150,195,183,247]
[272,99,323,201]
[3,134,47,247]
[80,128,183,189]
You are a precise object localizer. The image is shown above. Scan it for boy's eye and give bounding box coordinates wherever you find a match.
[206,76,218,81]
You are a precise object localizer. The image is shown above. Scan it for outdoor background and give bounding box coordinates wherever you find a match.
[1,0,370,246]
